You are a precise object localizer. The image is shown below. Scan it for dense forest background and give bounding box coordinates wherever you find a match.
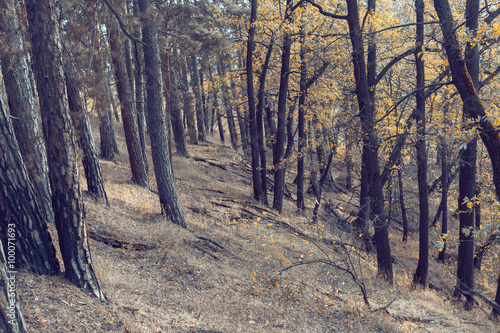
[2,0,500,331]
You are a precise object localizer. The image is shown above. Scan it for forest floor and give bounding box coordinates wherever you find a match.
[16,117,500,332]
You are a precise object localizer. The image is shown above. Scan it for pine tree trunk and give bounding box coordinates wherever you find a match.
[180,56,198,145]
[25,0,105,300]
[189,55,206,142]
[64,63,109,205]
[168,56,190,157]
[438,137,448,262]
[139,0,186,228]
[0,0,54,225]
[0,96,60,276]
[107,6,149,187]
[297,30,307,212]
[217,57,238,149]
[399,164,409,242]
[99,109,117,161]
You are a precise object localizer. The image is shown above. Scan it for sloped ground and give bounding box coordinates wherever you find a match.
[16,118,500,332]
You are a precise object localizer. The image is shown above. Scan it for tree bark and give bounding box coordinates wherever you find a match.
[107,2,149,187]
[246,0,265,202]
[139,0,186,228]
[180,55,198,145]
[346,0,392,281]
[398,163,409,242]
[217,57,238,149]
[297,29,307,212]
[168,56,190,157]
[64,62,109,205]
[273,0,293,213]
[0,96,60,276]
[413,0,429,287]
[25,0,105,300]
[0,0,54,225]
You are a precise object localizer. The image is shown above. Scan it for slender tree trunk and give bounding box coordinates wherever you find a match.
[99,108,117,161]
[346,0,392,281]
[65,63,109,205]
[256,38,274,206]
[132,0,149,173]
[189,55,206,141]
[25,0,105,300]
[273,0,293,213]
[107,6,149,187]
[217,57,238,149]
[399,163,409,242]
[0,96,60,276]
[413,0,429,287]
[438,136,449,262]
[139,0,186,228]
[180,56,198,145]
[168,58,190,157]
[246,0,264,202]
[297,30,307,212]
[0,0,54,225]
[207,65,225,142]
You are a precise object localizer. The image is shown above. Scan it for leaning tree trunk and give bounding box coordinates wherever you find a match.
[65,62,109,205]
[0,0,54,225]
[0,96,60,276]
[413,0,430,287]
[0,238,27,333]
[107,5,149,187]
[25,0,106,301]
[139,0,186,228]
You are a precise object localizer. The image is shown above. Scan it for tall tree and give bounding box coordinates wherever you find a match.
[413,0,429,287]
[0,0,54,224]
[25,0,105,300]
[107,0,149,187]
[0,95,60,276]
[64,62,109,204]
[452,0,479,306]
[273,0,294,213]
[247,0,265,202]
[189,55,207,142]
[139,0,186,228]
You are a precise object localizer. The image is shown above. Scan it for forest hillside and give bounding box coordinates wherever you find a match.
[15,117,500,333]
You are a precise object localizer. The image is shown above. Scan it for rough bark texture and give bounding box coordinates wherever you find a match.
[0,238,28,333]
[139,0,186,228]
[180,56,198,145]
[25,0,105,301]
[218,57,238,150]
[346,0,393,281]
[65,63,109,205]
[246,0,265,202]
[0,0,54,225]
[169,67,190,157]
[0,96,60,276]
[107,3,149,187]
[413,0,429,287]
[99,108,117,161]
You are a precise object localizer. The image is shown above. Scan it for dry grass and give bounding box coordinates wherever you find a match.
[16,117,500,332]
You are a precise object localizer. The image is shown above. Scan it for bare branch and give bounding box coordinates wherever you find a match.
[305,0,348,20]
[102,0,145,45]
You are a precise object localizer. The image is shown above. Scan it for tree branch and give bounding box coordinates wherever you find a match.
[305,0,348,20]
[371,47,416,89]
[102,0,145,44]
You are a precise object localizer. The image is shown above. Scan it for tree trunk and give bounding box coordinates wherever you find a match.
[0,238,28,333]
[99,108,117,161]
[189,55,206,142]
[0,0,54,225]
[273,0,293,213]
[132,0,149,173]
[438,136,449,262]
[25,0,106,300]
[246,0,265,203]
[139,0,186,228]
[180,56,198,145]
[0,96,60,276]
[297,30,307,212]
[413,0,429,287]
[64,63,109,205]
[399,163,409,242]
[217,57,238,149]
[346,0,392,281]
[168,57,190,157]
[107,5,149,187]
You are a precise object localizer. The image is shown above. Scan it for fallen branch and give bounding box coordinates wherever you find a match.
[88,230,156,251]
